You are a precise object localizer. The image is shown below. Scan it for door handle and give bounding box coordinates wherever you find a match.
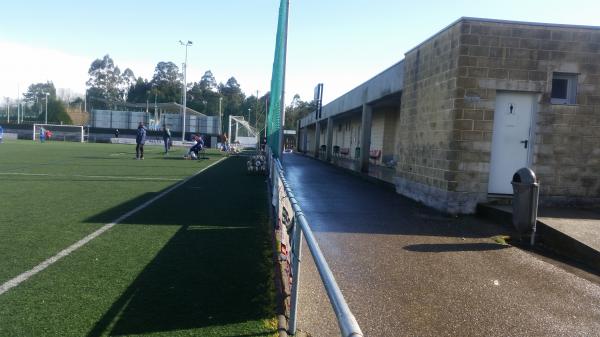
[520,139,528,149]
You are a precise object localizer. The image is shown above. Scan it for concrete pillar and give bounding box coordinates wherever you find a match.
[326,117,334,162]
[313,122,321,158]
[360,103,372,173]
[295,120,301,151]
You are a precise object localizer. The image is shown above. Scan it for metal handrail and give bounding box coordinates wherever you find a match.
[273,158,363,337]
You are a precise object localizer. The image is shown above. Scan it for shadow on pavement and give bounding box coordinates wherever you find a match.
[404,242,511,253]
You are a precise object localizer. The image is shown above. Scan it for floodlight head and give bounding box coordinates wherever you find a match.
[188,41,193,45]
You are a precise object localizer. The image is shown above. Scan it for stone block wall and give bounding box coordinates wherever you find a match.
[457,19,600,206]
[395,18,600,213]
[395,23,465,213]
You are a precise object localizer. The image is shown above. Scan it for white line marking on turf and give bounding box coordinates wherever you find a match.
[71,174,181,181]
[0,157,227,296]
[0,172,50,176]
[0,172,182,181]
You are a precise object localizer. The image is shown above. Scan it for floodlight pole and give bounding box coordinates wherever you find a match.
[255,90,259,128]
[45,93,49,124]
[179,40,192,141]
[219,97,223,134]
[5,97,9,124]
[228,115,232,144]
[17,85,20,124]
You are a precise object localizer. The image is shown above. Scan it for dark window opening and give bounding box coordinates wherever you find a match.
[551,78,568,99]
[550,73,577,105]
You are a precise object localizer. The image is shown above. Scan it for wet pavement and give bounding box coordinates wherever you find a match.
[479,204,600,273]
[329,156,396,184]
[281,153,600,337]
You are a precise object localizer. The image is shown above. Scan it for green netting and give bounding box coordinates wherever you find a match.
[267,0,288,157]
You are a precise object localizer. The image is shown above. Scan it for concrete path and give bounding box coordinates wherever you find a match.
[478,204,600,272]
[538,207,600,254]
[282,153,600,337]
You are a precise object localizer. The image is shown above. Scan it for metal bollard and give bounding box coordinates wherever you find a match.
[511,168,540,245]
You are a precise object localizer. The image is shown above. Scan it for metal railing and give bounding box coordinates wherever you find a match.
[269,154,363,337]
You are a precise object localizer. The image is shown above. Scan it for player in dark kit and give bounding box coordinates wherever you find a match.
[135,122,146,160]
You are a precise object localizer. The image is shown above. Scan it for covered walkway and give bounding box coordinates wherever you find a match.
[282,153,600,337]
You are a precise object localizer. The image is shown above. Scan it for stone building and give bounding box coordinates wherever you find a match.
[297,17,600,214]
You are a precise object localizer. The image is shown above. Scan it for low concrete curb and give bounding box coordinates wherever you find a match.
[477,204,600,274]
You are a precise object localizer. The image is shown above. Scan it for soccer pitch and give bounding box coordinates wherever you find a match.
[0,140,276,337]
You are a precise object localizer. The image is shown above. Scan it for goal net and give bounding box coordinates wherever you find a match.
[33,124,85,142]
[228,116,259,149]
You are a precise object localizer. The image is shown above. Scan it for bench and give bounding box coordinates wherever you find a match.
[369,149,381,163]
[382,154,397,168]
[339,147,350,157]
[318,145,326,158]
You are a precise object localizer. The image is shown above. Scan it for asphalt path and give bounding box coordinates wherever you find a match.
[282,153,600,337]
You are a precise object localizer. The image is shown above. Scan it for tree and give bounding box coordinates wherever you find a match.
[127,77,152,103]
[152,62,180,84]
[254,92,270,134]
[23,82,56,102]
[23,82,56,119]
[151,62,181,103]
[199,70,217,91]
[284,94,315,128]
[46,99,72,124]
[86,55,126,108]
[22,81,71,124]
[219,77,245,133]
[187,70,222,115]
[121,68,136,100]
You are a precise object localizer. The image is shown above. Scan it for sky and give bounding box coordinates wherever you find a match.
[1,0,600,107]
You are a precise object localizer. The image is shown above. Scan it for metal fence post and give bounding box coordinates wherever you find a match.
[273,157,363,337]
[288,209,303,334]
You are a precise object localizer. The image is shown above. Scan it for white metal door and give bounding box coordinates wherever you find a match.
[488,92,535,194]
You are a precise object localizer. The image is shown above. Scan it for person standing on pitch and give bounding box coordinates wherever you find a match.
[0,124,3,143]
[39,127,46,143]
[135,122,147,160]
[162,126,171,155]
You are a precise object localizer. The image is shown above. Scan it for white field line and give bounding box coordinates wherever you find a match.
[0,157,227,296]
[0,172,182,181]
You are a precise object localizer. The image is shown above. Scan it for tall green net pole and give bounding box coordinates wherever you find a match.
[267,0,289,158]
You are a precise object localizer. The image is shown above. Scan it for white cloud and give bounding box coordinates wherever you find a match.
[0,40,91,100]
[0,40,373,107]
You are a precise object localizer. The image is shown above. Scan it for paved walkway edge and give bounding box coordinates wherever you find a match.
[477,204,600,273]
[294,152,396,191]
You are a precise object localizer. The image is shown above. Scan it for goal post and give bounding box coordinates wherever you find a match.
[33,124,85,143]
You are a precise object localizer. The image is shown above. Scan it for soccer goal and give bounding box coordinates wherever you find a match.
[33,124,85,142]
[228,116,259,149]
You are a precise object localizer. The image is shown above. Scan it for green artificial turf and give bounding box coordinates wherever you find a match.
[0,140,276,336]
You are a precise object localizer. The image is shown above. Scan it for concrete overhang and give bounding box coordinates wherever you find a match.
[123,102,207,116]
[300,60,404,128]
